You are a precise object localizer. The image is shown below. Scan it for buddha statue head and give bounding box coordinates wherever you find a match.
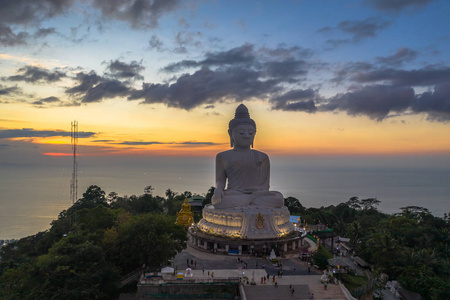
[228,104,257,148]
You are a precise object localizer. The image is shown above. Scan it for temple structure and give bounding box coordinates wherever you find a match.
[175,198,194,227]
[189,104,304,255]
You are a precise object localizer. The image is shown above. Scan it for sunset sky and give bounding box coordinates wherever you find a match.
[1,0,450,163]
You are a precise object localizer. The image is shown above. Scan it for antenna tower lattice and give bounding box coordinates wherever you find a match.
[70,121,78,204]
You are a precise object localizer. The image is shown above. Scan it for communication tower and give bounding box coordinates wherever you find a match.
[70,121,78,204]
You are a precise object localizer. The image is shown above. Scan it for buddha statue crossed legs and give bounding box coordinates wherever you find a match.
[198,104,294,240]
[211,104,284,209]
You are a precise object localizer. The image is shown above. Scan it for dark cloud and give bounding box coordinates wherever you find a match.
[258,45,314,59]
[352,67,450,86]
[367,0,435,12]
[32,96,61,106]
[320,85,415,121]
[66,71,103,94]
[375,48,418,67]
[0,24,57,47]
[175,31,202,48]
[91,0,181,29]
[161,43,256,72]
[0,0,182,44]
[161,60,199,73]
[148,35,164,52]
[92,140,114,143]
[129,66,280,109]
[161,44,310,82]
[0,24,29,46]
[270,89,318,113]
[0,84,21,96]
[202,43,255,67]
[104,60,145,80]
[116,140,221,146]
[0,0,74,25]
[6,66,66,83]
[34,27,56,38]
[0,128,96,139]
[132,44,315,110]
[118,141,164,145]
[65,70,130,103]
[332,62,375,83]
[178,141,221,145]
[71,80,129,103]
[264,59,308,79]
[413,82,450,121]
[324,38,352,48]
[339,18,390,41]
[319,18,390,47]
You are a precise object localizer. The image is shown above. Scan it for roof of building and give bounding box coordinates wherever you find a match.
[337,237,350,243]
[188,196,204,206]
[353,256,370,267]
[328,257,352,268]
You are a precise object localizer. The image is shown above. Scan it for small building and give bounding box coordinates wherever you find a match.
[188,196,204,219]
[328,257,353,274]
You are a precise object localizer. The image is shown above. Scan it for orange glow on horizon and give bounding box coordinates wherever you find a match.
[42,152,74,157]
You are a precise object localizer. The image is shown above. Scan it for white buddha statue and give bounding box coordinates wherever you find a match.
[197,104,294,240]
[211,104,284,209]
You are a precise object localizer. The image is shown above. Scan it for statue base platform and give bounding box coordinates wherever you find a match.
[197,204,294,240]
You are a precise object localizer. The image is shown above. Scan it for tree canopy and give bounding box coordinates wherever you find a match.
[0,185,187,299]
[283,195,449,299]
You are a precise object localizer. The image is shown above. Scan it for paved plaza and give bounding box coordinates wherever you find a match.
[172,245,347,300]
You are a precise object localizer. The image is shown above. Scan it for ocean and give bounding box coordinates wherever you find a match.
[1,155,449,239]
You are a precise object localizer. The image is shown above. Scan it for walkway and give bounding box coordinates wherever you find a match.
[171,245,347,300]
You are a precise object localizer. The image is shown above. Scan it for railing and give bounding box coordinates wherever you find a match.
[144,293,235,299]
[306,234,317,242]
[118,267,143,288]
[139,278,241,286]
[349,271,376,298]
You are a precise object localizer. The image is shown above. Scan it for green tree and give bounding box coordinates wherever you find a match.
[284,197,303,214]
[367,230,400,275]
[312,245,333,269]
[104,213,187,274]
[35,234,119,299]
[346,196,361,210]
[203,186,215,206]
[347,221,364,247]
[360,197,381,210]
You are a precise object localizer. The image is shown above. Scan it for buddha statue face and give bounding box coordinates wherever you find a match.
[229,124,255,148]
